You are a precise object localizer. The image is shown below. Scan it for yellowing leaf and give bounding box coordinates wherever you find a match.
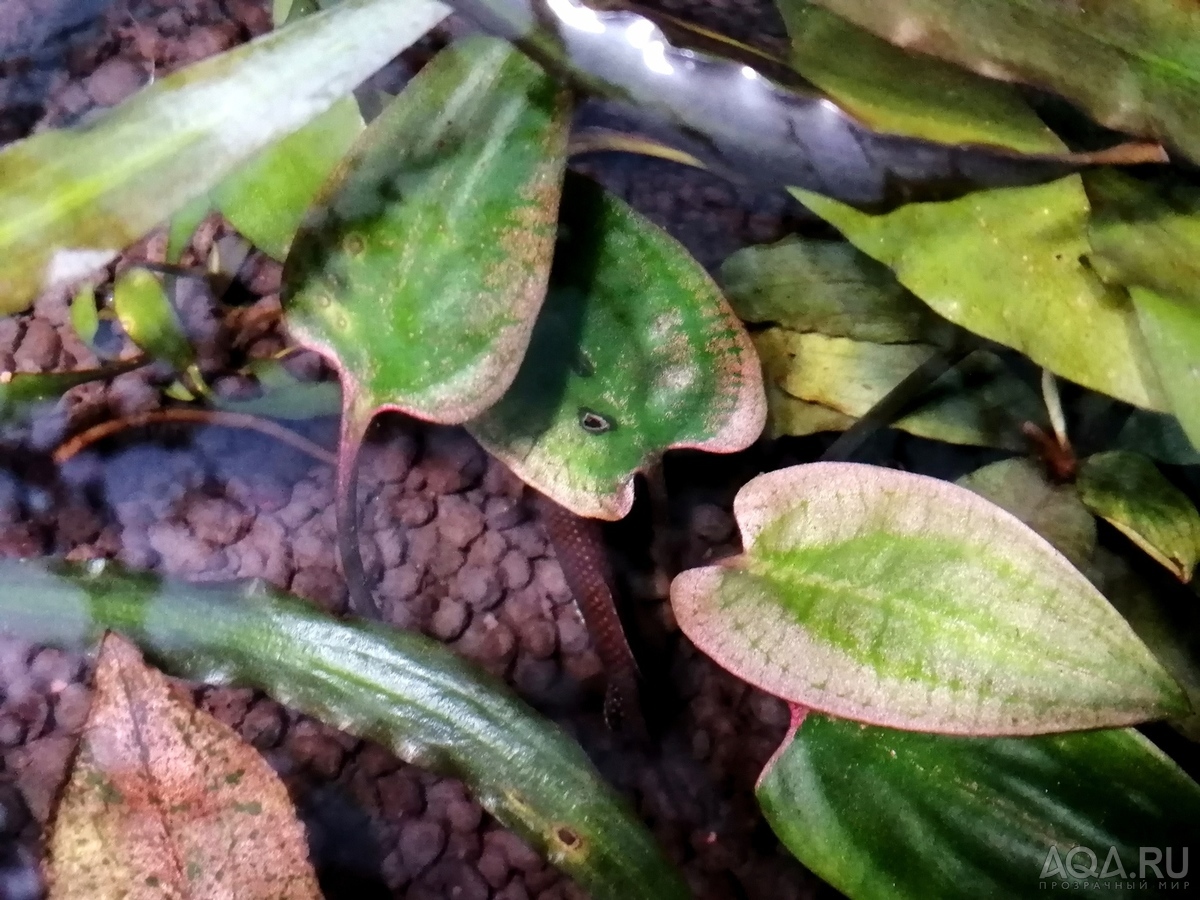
[47,633,320,900]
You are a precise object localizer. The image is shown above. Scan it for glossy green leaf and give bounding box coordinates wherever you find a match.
[283,36,569,439]
[957,458,1097,570]
[670,462,1186,735]
[468,174,765,519]
[1127,288,1200,446]
[0,0,449,315]
[779,1,1166,411]
[213,359,341,420]
[753,331,1040,450]
[1078,451,1200,582]
[758,712,1200,900]
[720,237,947,344]
[809,0,1200,164]
[69,283,100,347]
[111,268,195,374]
[0,558,688,900]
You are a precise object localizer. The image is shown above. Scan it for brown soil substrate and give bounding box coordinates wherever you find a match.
[0,1,837,898]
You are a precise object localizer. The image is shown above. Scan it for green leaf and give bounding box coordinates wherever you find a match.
[779,1,1166,411]
[0,558,688,900]
[111,268,195,374]
[670,462,1186,735]
[720,237,946,344]
[1115,410,1200,467]
[0,0,449,315]
[468,174,765,519]
[758,712,1200,900]
[753,331,1041,450]
[283,36,569,440]
[0,363,143,425]
[808,0,1200,164]
[957,458,1097,570]
[69,282,100,347]
[1086,172,1200,445]
[212,359,341,420]
[1078,451,1200,582]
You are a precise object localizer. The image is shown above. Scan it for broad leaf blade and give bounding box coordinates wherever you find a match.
[1078,451,1200,582]
[0,559,688,900]
[0,0,449,315]
[779,1,1166,411]
[758,713,1200,900]
[468,173,765,519]
[671,462,1187,735]
[809,0,1200,164]
[283,36,569,432]
[48,634,321,900]
[112,268,195,374]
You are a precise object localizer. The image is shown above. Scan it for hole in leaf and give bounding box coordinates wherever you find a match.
[578,408,614,434]
[555,826,581,849]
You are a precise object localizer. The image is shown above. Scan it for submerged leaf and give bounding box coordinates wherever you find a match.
[0,0,449,315]
[780,1,1166,411]
[111,268,195,374]
[468,174,765,519]
[212,359,341,420]
[0,362,144,425]
[670,462,1186,735]
[1078,451,1200,582]
[1116,410,1200,467]
[0,559,687,900]
[459,0,1157,210]
[284,35,569,435]
[47,634,320,900]
[758,713,1200,900]
[809,0,1200,164]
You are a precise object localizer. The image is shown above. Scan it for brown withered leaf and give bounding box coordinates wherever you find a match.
[46,633,320,900]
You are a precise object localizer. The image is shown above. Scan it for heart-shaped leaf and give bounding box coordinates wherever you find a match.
[0,0,449,315]
[468,173,765,519]
[283,35,569,439]
[671,462,1187,735]
[48,633,321,899]
[808,0,1200,164]
[0,559,689,900]
[1078,451,1200,582]
[778,1,1167,411]
[757,712,1200,900]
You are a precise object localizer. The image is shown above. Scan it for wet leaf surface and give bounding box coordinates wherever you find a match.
[1078,451,1200,582]
[283,35,569,435]
[468,173,765,519]
[810,0,1200,164]
[0,0,449,315]
[47,633,321,900]
[0,362,144,425]
[670,462,1186,735]
[779,1,1166,411]
[0,559,688,900]
[758,712,1200,900]
[211,359,341,420]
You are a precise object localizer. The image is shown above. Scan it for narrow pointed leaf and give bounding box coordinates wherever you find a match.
[780,1,1166,411]
[283,36,569,436]
[0,361,144,425]
[69,284,100,347]
[48,633,321,900]
[758,713,1200,900]
[1078,451,1200,582]
[809,0,1200,164]
[112,268,195,374]
[957,458,1097,571]
[671,462,1187,735]
[0,559,687,900]
[0,0,449,315]
[468,174,765,519]
[212,359,341,420]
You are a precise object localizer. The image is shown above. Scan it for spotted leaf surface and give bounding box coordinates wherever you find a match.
[468,174,765,519]
[671,462,1187,735]
[283,36,569,437]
